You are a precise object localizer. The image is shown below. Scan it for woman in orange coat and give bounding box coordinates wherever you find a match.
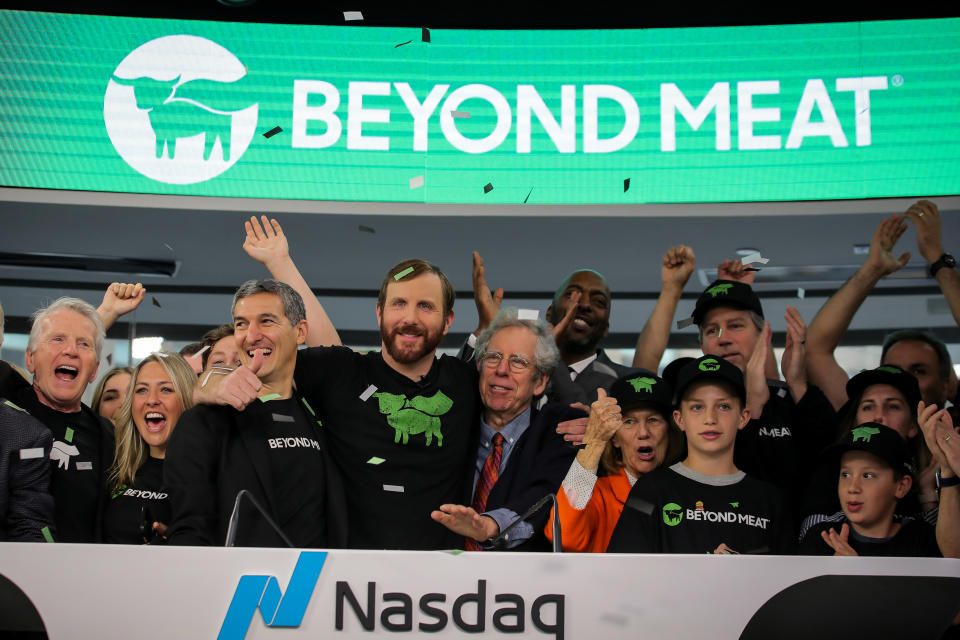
[546,370,682,552]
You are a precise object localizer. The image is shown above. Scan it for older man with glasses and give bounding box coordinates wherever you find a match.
[431,308,579,551]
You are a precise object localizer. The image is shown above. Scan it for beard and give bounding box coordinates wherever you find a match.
[380,320,444,365]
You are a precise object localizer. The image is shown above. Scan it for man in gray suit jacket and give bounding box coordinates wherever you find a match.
[0,398,55,542]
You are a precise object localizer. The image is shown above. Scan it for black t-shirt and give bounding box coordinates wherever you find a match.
[607,462,794,555]
[798,512,942,557]
[294,347,479,550]
[103,457,169,545]
[249,397,327,548]
[735,383,837,517]
[15,387,109,543]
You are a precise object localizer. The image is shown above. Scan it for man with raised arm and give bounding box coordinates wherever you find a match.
[470,253,637,406]
[200,217,479,550]
[806,200,959,412]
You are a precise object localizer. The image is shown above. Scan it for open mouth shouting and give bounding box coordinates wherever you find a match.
[143,412,168,433]
[635,445,656,462]
[845,501,863,514]
[54,364,79,381]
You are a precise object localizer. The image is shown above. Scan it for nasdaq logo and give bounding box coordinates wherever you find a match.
[218,552,327,640]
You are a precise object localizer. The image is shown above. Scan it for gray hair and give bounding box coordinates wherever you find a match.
[697,310,764,344]
[232,279,306,326]
[475,308,560,377]
[28,297,105,359]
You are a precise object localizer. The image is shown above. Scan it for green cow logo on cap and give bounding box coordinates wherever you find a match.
[628,377,657,393]
[698,358,721,372]
[662,502,684,526]
[876,366,902,374]
[851,425,881,443]
[707,283,733,297]
[373,390,453,447]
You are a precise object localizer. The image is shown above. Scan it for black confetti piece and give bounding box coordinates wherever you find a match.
[623,178,630,192]
[395,39,412,48]
[358,225,376,234]
[422,27,431,42]
[483,183,493,194]
[106,353,113,365]
[263,126,283,138]
[523,187,533,204]
[152,296,161,308]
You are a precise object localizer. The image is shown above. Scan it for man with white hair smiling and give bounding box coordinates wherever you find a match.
[8,298,115,543]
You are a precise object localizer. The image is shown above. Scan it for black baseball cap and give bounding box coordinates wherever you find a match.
[692,279,764,326]
[661,356,695,390]
[673,355,746,405]
[827,422,914,477]
[609,370,673,417]
[844,365,921,417]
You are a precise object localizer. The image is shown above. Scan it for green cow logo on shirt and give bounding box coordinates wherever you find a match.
[373,390,453,447]
[662,502,684,526]
[628,377,657,393]
[707,283,733,297]
[851,425,881,443]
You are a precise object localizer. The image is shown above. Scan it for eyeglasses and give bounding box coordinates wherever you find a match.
[481,351,534,372]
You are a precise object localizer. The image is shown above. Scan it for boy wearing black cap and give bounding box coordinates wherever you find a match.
[607,355,793,555]
[798,423,941,557]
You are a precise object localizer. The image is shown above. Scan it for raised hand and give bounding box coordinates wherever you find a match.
[904,200,944,264]
[821,523,858,556]
[556,402,589,446]
[781,306,808,400]
[97,282,146,329]
[745,322,772,415]
[718,259,756,285]
[866,214,910,276]
[662,245,696,289]
[202,348,264,410]
[472,251,504,334]
[548,291,580,341]
[243,215,289,267]
[919,401,960,477]
[582,388,622,447]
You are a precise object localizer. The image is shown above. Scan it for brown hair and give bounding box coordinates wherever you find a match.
[599,402,684,476]
[200,323,235,369]
[377,259,455,318]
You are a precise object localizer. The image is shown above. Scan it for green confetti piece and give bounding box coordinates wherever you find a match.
[444,549,465,555]
[301,398,316,416]
[64,427,74,443]
[41,526,54,543]
[393,266,414,280]
[316,420,323,428]
[258,393,282,402]
[366,456,386,465]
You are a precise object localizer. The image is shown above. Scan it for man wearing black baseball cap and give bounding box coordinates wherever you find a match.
[680,272,838,519]
[608,355,792,555]
[798,422,952,557]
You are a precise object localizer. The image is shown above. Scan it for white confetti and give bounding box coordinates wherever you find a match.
[676,317,695,329]
[739,252,770,266]
[191,345,210,359]
[409,175,424,189]
[19,448,44,460]
[517,309,539,321]
[777,388,788,398]
[383,484,404,493]
[343,11,364,21]
[359,384,378,401]
[76,461,93,471]
[451,110,470,118]
[797,287,805,299]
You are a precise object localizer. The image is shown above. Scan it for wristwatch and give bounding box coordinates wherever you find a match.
[929,253,956,278]
[936,468,960,490]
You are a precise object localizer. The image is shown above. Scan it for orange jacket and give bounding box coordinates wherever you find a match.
[544,467,632,553]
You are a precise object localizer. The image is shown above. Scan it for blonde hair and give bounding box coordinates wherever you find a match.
[91,366,134,418]
[109,352,196,492]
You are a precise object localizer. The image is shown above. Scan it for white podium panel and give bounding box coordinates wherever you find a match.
[1,544,958,639]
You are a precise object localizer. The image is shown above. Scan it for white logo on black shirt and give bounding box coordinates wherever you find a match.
[268,437,321,451]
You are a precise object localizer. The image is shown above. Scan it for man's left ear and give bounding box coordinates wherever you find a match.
[296,320,309,345]
[89,361,100,384]
[896,474,913,500]
[442,310,455,335]
[533,373,548,397]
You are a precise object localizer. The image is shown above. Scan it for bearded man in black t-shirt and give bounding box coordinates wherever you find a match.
[198,216,480,549]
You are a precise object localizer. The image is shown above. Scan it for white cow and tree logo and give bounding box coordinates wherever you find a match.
[103,35,259,185]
